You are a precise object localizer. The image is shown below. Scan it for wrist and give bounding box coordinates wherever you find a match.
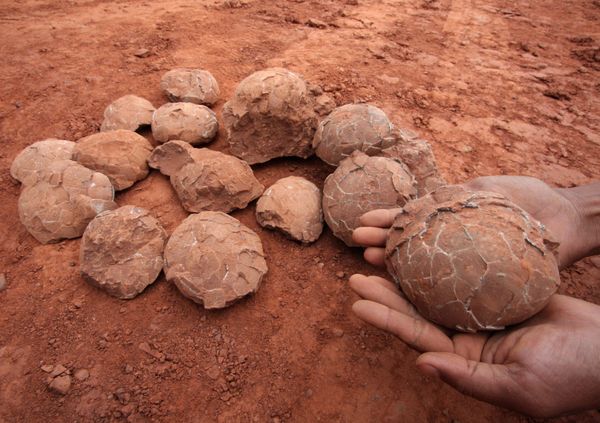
[556,181,600,261]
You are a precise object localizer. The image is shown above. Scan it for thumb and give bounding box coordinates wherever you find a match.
[416,352,519,408]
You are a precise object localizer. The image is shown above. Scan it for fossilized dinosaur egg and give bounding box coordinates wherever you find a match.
[151,102,218,145]
[164,212,268,309]
[80,206,167,299]
[73,130,153,191]
[222,68,318,164]
[313,103,396,166]
[100,94,155,132]
[385,185,561,332]
[10,139,75,185]
[256,176,323,243]
[322,151,416,246]
[160,68,220,106]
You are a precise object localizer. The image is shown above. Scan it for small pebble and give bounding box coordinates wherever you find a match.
[49,375,72,395]
[335,271,345,279]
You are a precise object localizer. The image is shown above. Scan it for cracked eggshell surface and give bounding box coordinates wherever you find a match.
[147,140,198,177]
[80,205,167,299]
[170,148,263,213]
[382,131,446,196]
[10,139,75,185]
[164,211,268,309]
[100,94,155,132]
[256,176,323,243]
[73,130,153,190]
[322,151,417,246]
[18,160,118,244]
[385,185,560,332]
[222,68,318,164]
[151,102,218,145]
[312,103,396,166]
[160,68,220,106]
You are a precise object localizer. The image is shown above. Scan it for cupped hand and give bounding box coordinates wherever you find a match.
[353,175,591,269]
[349,274,600,417]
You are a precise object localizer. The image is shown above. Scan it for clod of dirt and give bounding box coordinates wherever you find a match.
[10,139,75,185]
[382,129,446,196]
[170,148,263,213]
[312,103,396,166]
[151,102,218,145]
[48,375,72,395]
[164,211,268,309]
[100,94,155,132]
[256,176,323,243]
[160,68,220,106]
[322,151,416,246]
[385,185,561,332]
[73,130,153,191]
[74,369,89,381]
[147,140,198,176]
[18,160,118,244]
[222,67,318,164]
[0,273,6,292]
[80,205,167,300]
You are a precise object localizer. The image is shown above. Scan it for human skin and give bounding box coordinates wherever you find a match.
[350,176,600,417]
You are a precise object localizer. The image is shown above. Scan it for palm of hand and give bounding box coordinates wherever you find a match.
[350,275,600,417]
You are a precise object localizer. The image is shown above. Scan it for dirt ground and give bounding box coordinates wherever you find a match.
[0,0,599,422]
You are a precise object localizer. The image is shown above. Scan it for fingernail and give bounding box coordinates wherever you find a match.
[418,364,441,379]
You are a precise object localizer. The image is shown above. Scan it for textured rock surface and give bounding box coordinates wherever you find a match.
[73,130,153,190]
[160,68,220,106]
[100,95,155,132]
[222,68,318,164]
[18,160,117,244]
[148,140,198,176]
[313,103,396,166]
[256,176,323,243]
[382,129,446,196]
[170,148,263,213]
[323,151,417,246]
[80,205,167,299]
[164,212,268,309]
[151,102,218,145]
[385,185,561,332]
[10,139,75,185]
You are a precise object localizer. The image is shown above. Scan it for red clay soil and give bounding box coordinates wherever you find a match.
[1,0,599,422]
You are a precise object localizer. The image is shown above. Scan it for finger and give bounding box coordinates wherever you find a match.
[352,300,453,353]
[352,227,388,247]
[416,352,520,409]
[359,208,403,228]
[349,274,400,295]
[349,275,417,315]
[364,247,385,267]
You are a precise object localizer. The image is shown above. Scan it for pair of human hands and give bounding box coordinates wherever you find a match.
[350,176,600,417]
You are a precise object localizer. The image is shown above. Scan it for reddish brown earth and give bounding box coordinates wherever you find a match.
[1,0,599,422]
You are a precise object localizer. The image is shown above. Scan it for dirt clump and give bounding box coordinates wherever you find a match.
[382,128,446,196]
[313,103,396,166]
[170,148,263,213]
[256,176,323,243]
[222,67,318,164]
[100,94,155,132]
[18,160,117,243]
[10,139,75,185]
[323,151,417,246]
[164,211,268,309]
[80,205,167,299]
[147,140,199,176]
[386,185,561,332]
[151,102,218,145]
[73,129,153,191]
[160,68,220,106]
